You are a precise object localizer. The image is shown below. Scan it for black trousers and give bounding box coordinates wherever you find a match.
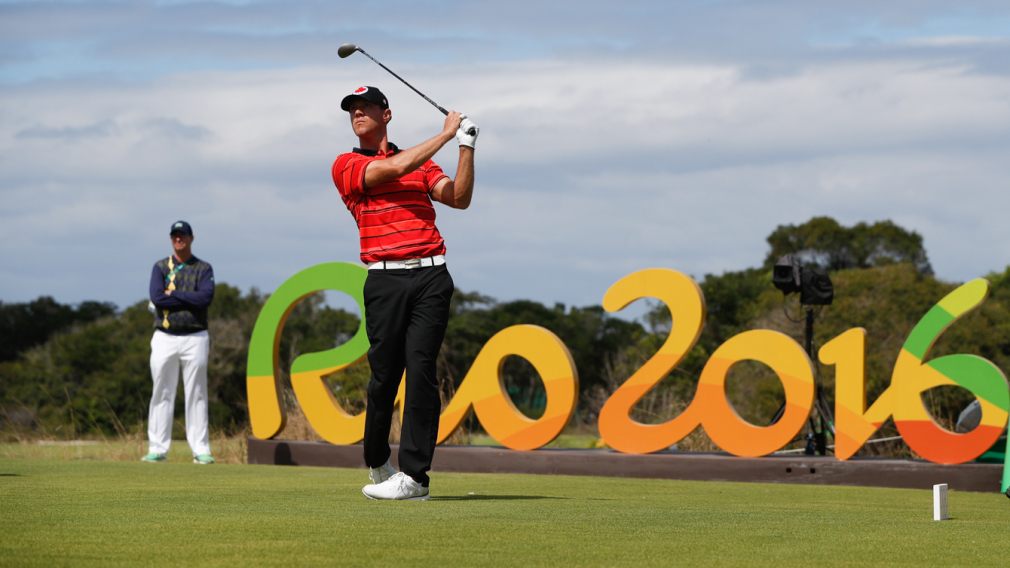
[362,264,453,487]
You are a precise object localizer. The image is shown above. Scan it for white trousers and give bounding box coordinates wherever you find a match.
[148,330,211,457]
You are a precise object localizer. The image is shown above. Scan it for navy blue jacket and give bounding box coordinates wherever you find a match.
[149,255,214,335]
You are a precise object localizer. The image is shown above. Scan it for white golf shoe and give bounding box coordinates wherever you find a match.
[362,472,429,501]
[369,460,397,484]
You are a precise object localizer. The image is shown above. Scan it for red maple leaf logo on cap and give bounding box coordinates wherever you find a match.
[354,86,368,94]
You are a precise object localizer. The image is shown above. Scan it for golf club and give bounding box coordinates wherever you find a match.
[338,43,476,136]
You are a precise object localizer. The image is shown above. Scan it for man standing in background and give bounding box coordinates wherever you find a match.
[143,220,216,464]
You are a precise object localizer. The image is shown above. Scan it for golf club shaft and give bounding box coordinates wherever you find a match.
[356,48,476,136]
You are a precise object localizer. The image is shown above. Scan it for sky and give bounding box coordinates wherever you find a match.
[2,0,1010,318]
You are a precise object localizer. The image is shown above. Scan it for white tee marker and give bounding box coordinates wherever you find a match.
[933,484,949,521]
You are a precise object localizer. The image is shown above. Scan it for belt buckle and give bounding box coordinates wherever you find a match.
[404,258,421,268]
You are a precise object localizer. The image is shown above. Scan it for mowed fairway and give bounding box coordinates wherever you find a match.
[2,458,1009,567]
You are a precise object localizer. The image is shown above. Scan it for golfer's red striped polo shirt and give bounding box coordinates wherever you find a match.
[332,143,449,263]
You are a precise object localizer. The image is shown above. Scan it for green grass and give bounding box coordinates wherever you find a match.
[468,433,600,448]
[2,458,1009,567]
[0,437,247,464]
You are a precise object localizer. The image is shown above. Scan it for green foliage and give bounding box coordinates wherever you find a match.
[747,263,1010,435]
[0,301,151,437]
[441,293,647,417]
[0,296,116,361]
[0,284,647,439]
[671,262,1010,437]
[0,285,363,439]
[204,284,264,429]
[764,216,932,274]
[642,218,1010,442]
[4,216,1010,456]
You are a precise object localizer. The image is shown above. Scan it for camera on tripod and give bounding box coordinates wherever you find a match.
[771,254,834,306]
[769,254,835,455]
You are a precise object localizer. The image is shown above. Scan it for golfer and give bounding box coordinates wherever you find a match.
[143,221,216,464]
[331,86,477,500]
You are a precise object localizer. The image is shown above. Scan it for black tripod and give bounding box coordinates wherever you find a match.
[769,305,835,455]
[768,254,835,453]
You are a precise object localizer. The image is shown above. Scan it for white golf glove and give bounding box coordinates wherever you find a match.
[456,115,479,148]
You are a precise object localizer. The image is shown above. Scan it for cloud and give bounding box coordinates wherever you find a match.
[3,47,1010,310]
[143,117,212,141]
[898,35,1007,47]
[16,118,119,140]
[4,1,1010,84]
[1,0,1010,312]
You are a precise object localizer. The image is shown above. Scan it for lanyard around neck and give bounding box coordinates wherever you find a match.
[165,257,188,283]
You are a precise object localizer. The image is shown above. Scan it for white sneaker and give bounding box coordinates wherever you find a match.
[369,460,397,484]
[362,472,429,501]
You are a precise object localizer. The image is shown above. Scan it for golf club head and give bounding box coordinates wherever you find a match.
[337,43,359,59]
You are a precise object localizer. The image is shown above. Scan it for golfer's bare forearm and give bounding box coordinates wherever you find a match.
[430,148,474,209]
[452,147,475,209]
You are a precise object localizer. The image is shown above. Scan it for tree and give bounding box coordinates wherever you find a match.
[0,283,375,438]
[639,217,941,431]
[0,297,117,362]
[763,217,932,275]
[439,292,647,417]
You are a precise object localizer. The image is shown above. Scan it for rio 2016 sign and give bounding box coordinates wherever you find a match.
[245,263,1009,465]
